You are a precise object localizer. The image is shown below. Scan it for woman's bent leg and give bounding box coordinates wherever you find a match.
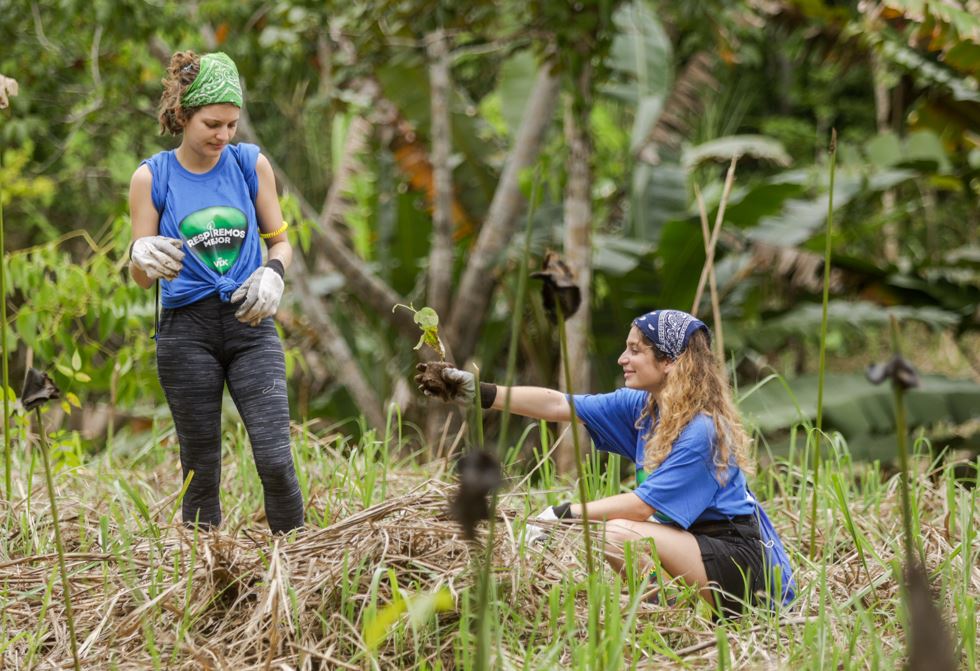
[225,317,304,534]
[602,519,712,600]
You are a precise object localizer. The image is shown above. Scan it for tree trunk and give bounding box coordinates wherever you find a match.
[426,29,454,320]
[557,77,593,476]
[314,114,418,338]
[288,273,388,434]
[446,66,559,365]
[425,29,456,444]
[235,97,389,433]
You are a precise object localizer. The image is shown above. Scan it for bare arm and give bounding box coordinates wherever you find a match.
[128,164,159,290]
[254,154,292,268]
[569,493,655,522]
[489,385,573,422]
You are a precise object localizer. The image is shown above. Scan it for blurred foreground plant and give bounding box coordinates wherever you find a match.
[1,74,18,499]
[867,317,956,671]
[22,367,80,671]
[532,252,594,575]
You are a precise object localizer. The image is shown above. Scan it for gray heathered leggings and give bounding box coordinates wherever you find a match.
[156,295,304,533]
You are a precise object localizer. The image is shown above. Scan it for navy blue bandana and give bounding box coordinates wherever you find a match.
[633,309,709,359]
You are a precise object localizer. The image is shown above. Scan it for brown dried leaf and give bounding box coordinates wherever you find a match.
[21,368,60,411]
[530,251,582,323]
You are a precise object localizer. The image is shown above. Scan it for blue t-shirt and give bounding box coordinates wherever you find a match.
[571,387,797,605]
[571,388,755,528]
[140,143,263,308]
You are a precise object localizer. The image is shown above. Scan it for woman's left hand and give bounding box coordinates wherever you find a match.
[523,503,574,545]
[231,266,284,326]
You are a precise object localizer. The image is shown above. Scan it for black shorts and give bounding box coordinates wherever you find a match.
[690,515,767,618]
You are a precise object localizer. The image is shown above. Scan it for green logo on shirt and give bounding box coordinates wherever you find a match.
[178,206,247,275]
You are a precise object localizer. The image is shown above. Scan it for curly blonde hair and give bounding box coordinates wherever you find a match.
[157,51,201,135]
[638,330,753,481]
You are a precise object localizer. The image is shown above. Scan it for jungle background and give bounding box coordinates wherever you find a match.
[3,0,980,464]
[1,0,979,669]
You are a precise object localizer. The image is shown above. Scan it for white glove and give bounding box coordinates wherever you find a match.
[130,236,185,281]
[523,506,559,546]
[441,367,476,405]
[231,266,284,326]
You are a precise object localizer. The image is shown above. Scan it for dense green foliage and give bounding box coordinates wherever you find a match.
[1,0,978,451]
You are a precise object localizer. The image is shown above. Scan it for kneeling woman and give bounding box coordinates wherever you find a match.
[421,309,794,615]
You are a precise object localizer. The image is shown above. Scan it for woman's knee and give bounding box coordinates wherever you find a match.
[255,457,299,494]
[602,519,651,552]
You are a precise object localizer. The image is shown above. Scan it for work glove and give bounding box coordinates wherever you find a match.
[414,363,476,405]
[231,266,284,326]
[523,503,573,545]
[130,236,185,281]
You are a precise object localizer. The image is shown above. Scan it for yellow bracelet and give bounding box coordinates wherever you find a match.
[259,221,289,239]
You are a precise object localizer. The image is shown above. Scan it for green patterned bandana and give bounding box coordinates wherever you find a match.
[180,52,243,108]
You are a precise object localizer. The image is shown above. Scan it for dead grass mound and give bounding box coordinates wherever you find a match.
[1,472,977,669]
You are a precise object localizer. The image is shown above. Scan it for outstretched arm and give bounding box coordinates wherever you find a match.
[489,385,572,423]
[418,365,578,423]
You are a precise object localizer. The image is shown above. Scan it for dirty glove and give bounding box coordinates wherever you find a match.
[414,363,497,408]
[231,263,284,326]
[130,236,185,281]
[523,503,573,545]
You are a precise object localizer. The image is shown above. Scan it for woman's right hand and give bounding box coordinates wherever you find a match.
[130,236,185,281]
[414,363,475,404]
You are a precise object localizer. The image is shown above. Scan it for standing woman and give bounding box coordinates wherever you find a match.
[128,51,304,534]
[418,309,794,615]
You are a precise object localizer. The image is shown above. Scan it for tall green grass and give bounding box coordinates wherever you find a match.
[0,407,976,669]
[1,170,10,501]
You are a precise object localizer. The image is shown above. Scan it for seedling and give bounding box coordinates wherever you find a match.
[392,303,446,361]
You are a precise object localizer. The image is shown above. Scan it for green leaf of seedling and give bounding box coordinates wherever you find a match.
[413,307,439,329]
[65,392,81,409]
[71,350,81,372]
[396,303,446,360]
[74,372,91,383]
[60,400,72,415]
[56,364,74,378]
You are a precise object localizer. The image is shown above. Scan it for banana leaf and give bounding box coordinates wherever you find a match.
[739,372,980,448]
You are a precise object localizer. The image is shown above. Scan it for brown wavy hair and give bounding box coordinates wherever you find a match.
[638,329,753,482]
[157,51,201,135]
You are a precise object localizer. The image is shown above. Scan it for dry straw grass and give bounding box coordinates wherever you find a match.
[1,466,977,669]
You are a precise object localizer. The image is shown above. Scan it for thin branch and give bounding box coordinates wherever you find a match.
[30,2,59,54]
[692,183,725,361]
[691,156,737,316]
[446,65,559,364]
